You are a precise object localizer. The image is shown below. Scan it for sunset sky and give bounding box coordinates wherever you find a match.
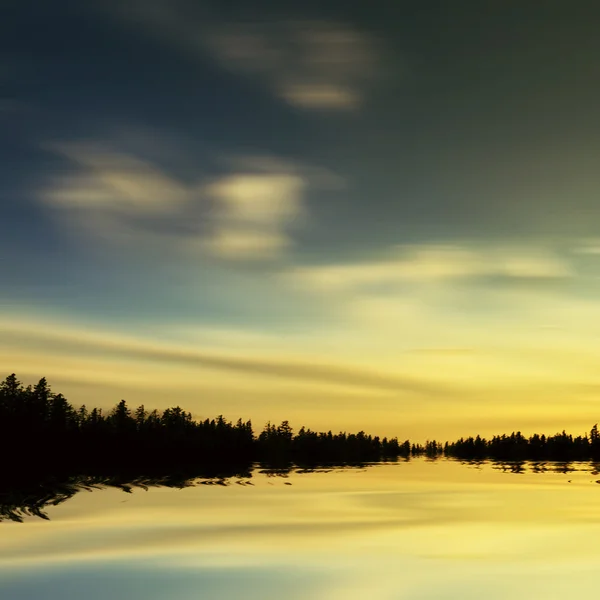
[3,0,600,439]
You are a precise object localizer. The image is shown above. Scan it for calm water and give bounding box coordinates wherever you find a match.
[2,459,600,599]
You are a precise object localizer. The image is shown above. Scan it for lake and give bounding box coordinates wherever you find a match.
[2,458,600,599]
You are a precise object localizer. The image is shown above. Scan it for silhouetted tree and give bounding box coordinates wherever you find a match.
[7,372,600,481]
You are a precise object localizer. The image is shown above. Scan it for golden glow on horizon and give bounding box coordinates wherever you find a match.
[2,259,600,441]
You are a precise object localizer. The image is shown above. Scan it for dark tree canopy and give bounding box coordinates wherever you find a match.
[0,374,414,480]
[2,373,598,485]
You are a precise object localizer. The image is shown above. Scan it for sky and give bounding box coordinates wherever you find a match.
[2,0,600,439]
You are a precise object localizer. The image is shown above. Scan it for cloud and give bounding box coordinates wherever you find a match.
[202,173,305,259]
[283,244,573,290]
[108,1,379,110]
[40,140,333,261]
[202,229,291,260]
[207,174,304,224]
[0,317,443,395]
[42,142,191,215]
[203,20,376,110]
[279,84,359,110]
[571,239,600,255]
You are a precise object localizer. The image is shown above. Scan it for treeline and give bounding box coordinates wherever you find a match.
[4,374,599,478]
[444,428,600,461]
[0,374,419,477]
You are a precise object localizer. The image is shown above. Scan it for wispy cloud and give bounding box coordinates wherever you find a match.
[201,173,305,259]
[40,140,334,261]
[203,20,377,110]
[108,1,379,110]
[283,244,573,290]
[42,142,191,215]
[571,239,600,255]
[0,317,444,396]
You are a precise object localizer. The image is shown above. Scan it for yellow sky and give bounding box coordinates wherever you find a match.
[3,242,600,442]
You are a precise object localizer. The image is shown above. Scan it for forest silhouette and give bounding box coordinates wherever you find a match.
[3,372,600,521]
[0,373,415,477]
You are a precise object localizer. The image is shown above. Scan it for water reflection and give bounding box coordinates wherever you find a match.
[0,462,377,522]
[3,459,600,599]
[3,458,600,523]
